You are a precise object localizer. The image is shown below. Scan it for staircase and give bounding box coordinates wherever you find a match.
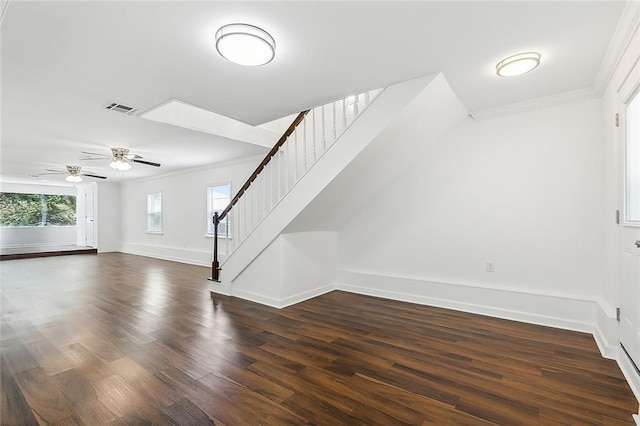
[210,73,468,305]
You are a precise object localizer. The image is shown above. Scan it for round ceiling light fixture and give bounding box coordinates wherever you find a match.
[496,52,541,77]
[215,23,275,66]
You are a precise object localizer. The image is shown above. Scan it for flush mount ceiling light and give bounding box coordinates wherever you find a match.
[215,23,275,66]
[496,52,541,77]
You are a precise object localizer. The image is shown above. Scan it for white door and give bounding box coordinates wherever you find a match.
[85,187,95,247]
[619,87,640,367]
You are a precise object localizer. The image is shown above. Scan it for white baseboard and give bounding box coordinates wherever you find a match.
[593,301,640,417]
[97,247,118,253]
[336,270,596,334]
[232,284,335,309]
[617,346,640,411]
[593,300,620,360]
[278,284,335,308]
[231,288,286,308]
[210,280,232,296]
[0,241,78,249]
[120,242,210,267]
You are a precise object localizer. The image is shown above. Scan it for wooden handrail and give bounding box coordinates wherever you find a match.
[210,110,309,282]
[218,110,310,222]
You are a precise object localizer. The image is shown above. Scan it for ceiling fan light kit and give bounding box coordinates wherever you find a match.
[65,175,83,183]
[81,147,161,171]
[63,165,88,182]
[109,147,133,171]
[34,165,107,182]
[110,159,132,171]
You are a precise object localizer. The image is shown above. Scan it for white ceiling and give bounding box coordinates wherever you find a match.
[0,1,625,184]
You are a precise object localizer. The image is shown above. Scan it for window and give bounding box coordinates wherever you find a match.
[146,192,162,233]
[626,91,640,223]
[0,193,76,227]
[207,184,231,236]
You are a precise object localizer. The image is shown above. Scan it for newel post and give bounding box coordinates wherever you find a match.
[210,212,221,282]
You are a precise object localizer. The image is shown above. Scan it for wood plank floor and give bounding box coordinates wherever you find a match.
[1,253,637,425]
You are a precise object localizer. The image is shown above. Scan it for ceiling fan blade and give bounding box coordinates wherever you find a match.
[81,173,107,180]
[38,171,65,176]
[80,157,108,161]
[132,159,161,167]
[45,169,65,173]
[125,154,143,159]
[80,151,110,157]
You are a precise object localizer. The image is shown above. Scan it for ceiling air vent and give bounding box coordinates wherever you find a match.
[105,102,137,115]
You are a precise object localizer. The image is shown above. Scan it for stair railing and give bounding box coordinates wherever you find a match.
[210,88,383,282]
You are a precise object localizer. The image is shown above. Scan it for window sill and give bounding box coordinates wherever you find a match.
[146,231,163,235]
[205,234,232,240]
[0,225,78,228]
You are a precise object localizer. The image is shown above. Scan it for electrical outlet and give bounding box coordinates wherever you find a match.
[487,261,495,272]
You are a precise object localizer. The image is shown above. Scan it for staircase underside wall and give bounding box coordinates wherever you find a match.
[216,73,462,286]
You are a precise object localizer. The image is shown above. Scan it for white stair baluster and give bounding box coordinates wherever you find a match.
[322,105,327,152]
[343,97,348,129]
[302,120,307,172]
[312,108,317,163]
[285,138,290,191]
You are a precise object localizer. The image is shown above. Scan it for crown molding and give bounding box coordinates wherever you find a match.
[594,1,640,94]
[469,87,598,121]
[119,154,264,186]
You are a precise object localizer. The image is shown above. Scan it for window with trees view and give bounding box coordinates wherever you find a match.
[0,193,77,227]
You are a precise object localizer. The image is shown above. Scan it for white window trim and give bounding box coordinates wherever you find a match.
[206,182,232,237]
[146,192,163,234]
[623,85,640,227]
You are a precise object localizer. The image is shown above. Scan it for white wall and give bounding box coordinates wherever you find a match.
[280,232,337,302]
[231,231,337,308]
[0,182,77,248]
[96,181,121,253]
[119,157,261,265]
[0,226,77,248]
[337,98,605,329]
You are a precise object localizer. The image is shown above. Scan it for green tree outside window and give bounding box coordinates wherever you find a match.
[0,193,76,226]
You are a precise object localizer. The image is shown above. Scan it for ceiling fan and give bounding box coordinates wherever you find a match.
[80,147,161,171]
[32,165,107,183]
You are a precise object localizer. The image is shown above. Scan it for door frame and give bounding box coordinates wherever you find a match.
[76,182,98,248]
[615,60,640,420]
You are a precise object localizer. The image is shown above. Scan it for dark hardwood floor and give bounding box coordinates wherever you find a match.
[1,253,637,425]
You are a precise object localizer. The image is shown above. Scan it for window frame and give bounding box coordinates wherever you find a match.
[0,192,77,227]
[624,86,640,227]
[206,182,231,238]
[146,192,163,234]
